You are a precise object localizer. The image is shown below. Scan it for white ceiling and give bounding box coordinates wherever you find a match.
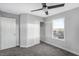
[0,3,79,17]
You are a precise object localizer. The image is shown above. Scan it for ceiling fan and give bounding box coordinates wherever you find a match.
[31,3,65,15]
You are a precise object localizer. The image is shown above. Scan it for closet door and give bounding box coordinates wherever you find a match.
[26,23,40,47]
[0,17,17,49]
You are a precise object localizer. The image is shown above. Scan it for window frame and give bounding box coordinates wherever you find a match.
[52,17,65,41]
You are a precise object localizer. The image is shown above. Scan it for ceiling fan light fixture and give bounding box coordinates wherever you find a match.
[43,7,48,12]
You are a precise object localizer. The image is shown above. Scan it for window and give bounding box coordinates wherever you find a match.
[52,18,64,40]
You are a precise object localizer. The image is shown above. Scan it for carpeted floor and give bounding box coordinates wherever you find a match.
[0,42,76,56]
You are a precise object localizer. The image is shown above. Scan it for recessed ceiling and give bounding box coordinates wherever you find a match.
[0,3,79,17]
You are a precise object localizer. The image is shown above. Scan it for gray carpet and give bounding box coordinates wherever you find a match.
[0,42,76,56]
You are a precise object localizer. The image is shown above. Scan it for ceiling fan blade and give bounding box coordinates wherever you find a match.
[48,4,65,9]
[31,8,42,12]
[45,11,48,15]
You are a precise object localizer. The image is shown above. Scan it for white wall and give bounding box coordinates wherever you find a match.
[42,7,79,55]
[20,14,44,47]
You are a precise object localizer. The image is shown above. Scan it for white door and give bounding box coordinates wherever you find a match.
[0,17,17,49]
[26,23,40,47]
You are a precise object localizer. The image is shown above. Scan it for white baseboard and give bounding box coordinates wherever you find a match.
[26,42,40,48]
[20,42,40,48]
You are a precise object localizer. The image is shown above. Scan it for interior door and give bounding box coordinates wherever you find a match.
[26,23,40,47]
[0,17,17,49]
